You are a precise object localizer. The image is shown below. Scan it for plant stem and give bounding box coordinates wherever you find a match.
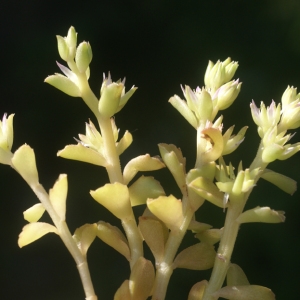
[31,183,97,300]
[97,116,123,183]
[151,203,194,300]
[122,216,144,269]
[202,199,245,300]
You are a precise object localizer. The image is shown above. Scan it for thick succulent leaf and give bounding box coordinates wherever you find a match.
[49,174,68,221]
[90,183,131,219]
[45,74,81,97]
[188,280,208,300]
[23,203,45,222]
[189,176,225,208]
[227,263,250,286]
[147,195,184,231]
[114,280,131,300]
[12,144,39,186]
[73,224,97,256]
[195,228,222,245]
[129,257,155,300]
[187,164,216,183]
[261,169,297,195]
[96,221,130,261]
[188,220,212,233]
[158,143,186,192]
[213,285,275,300]
[139,217,166,263]
[169,95,198,128]
[199,127,224,163]
[57,144,107,166]
[123,154,165,184]
[236,206,285,224]
[18,222,58,248]
[116,130,133,155]
[129,176,165,206]
[173,243,216,270]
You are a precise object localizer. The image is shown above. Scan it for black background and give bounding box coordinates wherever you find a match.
[1,0,300,299]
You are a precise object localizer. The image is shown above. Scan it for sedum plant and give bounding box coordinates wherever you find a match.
[1,26,300,300]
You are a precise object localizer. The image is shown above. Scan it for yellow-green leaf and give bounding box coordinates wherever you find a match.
[213,285,275,300]
[57,143,107,167]
[18,222,58,248]
[23,203,45,222]
[90,183,131,219]
[129,176,165,206]
[45,74,80,97]
[173,243,216,270]
[96,221,130,260]
[49,174,68,221]
[129,257,155,300]
[12,144,39,186]
[73,223,97,256]
[188,280,208,300]
[147,195,184,231]
[123,154,165,185]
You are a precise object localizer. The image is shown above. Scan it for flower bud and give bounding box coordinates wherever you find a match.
[66,26,77,60]
[75,41,93,73]
[99,82,124,118]
[0,113,14,152]
[56,35,69,61]
[214,79,242,110]
[281,85,298,110]
[204,58,238,91]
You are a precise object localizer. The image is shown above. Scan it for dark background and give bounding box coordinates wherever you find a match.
[1,0,300,299]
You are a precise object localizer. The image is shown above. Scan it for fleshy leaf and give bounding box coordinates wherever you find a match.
[195,228,222,245]
[90,183,131,219]
[139,217,167,263]
[96,221,130,261]
[12,144,39,186]
[147,195,184,231]
[158,143,186,192]
[169,95,198,128]
[57,143,107,167]
[49,174,68,221]
[236,206,285,224]
[189,176,225,208]
[129,176,165,206]
[261,169,297,195]
[45,74,81,97]
[116,130,133,155]
[173,243,216,270]
[227,263,250,286]
[198,127,224,163]
[114,280,131,300]
[188,220,212,233]
[188,280,208,300]
[18,222,58,248]
[73,224,97,256]
[213,285,275,300]
[123,154,165,185]
[23,203,45,222]
[129,257,155,300]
